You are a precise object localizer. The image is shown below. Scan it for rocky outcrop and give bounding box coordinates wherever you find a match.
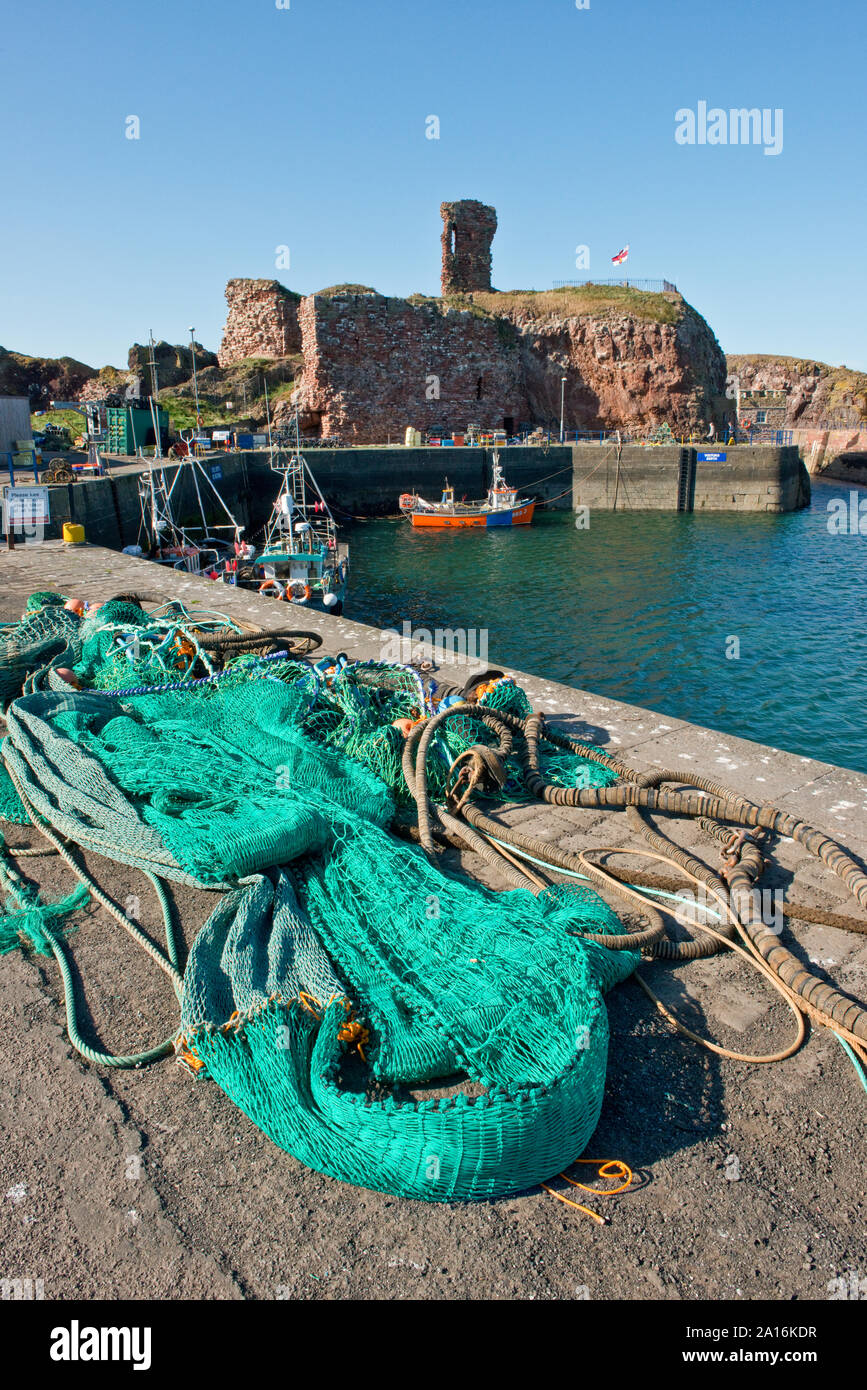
[0,346,96,404]
[291,288,727,444]
[78,368,134,404]
[127,340,218,392]
[219,279,302,366]
[500,294,726,437]
[727,355,867,428]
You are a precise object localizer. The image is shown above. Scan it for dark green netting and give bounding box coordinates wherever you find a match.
[0,606,82,705]
[23,592,67,614]
[0,756,29,824]
[2,673,636,1200]
[0,591,636,1201]
[4,683,393,886]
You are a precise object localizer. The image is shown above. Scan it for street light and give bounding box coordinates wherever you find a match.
[188,326,201,438]
[559,376,568,443]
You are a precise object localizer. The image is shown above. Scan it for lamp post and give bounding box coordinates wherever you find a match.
[559,376,567,443]
[188,326,201,437]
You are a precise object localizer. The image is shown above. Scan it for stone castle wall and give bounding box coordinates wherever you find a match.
[294,290,525,441]
[219,279,302,366]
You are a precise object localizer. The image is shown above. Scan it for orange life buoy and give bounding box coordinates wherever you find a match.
[259,578,287,600]
[289,581,312,603]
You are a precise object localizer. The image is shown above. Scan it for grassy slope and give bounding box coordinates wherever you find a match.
[29,408,86,439]
[470,285,683,325]
[405,284,682,325]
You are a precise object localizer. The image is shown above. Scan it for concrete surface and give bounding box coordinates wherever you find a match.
[0,543,865,1302]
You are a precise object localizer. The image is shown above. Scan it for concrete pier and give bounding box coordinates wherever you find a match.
[0,542,864,1301]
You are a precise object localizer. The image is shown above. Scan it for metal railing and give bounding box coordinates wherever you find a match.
[724,428,793,446]
[552,279,678,293]
[409,428,791,448]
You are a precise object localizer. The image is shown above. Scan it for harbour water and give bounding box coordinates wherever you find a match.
[348,477,867,774]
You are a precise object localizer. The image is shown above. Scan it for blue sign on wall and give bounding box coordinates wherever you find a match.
[697,451,726,462]
[210,463,223,481]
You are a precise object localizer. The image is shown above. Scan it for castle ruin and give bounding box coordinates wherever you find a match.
[440,200,497,295]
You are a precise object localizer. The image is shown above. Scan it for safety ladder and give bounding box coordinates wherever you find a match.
[676,448,695,512]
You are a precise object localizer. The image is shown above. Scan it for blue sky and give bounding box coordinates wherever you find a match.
[2,0,864,370]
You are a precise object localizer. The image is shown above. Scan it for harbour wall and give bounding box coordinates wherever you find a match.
[571,443,809,512]
[26,453,263,548]
[24,442,808,546]
[791,426,867,482]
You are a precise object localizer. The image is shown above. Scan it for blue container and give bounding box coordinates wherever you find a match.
[237,433,254,449]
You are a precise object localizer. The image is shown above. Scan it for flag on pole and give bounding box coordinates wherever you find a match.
[611,245,629,265]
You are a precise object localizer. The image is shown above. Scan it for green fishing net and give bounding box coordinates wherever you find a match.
[0,605,81,705]
[3,672,636,1200]
[0,591,635,1201]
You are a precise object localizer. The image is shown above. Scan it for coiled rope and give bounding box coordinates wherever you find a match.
[402,701,867,1069]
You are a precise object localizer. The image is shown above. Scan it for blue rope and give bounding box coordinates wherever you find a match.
[830,1031,867,1099]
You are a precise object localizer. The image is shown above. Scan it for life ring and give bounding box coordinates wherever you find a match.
[259,578,287,600]
[289,581,312,603]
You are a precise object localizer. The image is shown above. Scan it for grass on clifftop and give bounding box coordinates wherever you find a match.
[470,284,683,325]
[405,285,682,325]
[315,283,380,298]
[727,352,867,381]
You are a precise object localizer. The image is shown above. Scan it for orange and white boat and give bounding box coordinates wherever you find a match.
[399,452,535,529]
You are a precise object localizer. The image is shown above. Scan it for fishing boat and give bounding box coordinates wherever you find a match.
[399,452,535,529]
[239,418,349,614]
[135,415,348,613]
[135,430,246,577]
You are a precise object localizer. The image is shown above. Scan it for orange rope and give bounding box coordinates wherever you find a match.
[541,1158,634,1224]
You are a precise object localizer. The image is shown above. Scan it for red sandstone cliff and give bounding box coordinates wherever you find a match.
[726,355,867,428]
[285,286,726,444]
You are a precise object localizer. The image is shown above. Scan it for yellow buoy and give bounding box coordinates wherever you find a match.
[62,523,85,545]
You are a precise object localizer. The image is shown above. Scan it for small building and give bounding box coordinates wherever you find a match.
[738,388,788,430]
[0,396,33,457]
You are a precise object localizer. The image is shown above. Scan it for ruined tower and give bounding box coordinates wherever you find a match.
[440,200,497,295]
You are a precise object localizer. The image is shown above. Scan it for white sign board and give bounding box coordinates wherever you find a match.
[2,486,50,539]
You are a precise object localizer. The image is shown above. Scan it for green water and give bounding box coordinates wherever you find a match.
[347,478,867,773]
